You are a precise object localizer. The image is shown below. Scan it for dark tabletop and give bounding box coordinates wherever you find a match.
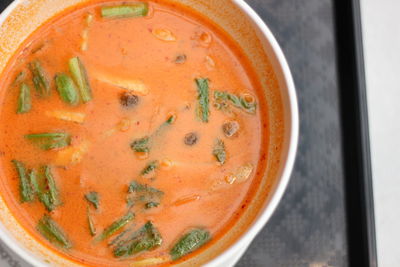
[236,0,348,266]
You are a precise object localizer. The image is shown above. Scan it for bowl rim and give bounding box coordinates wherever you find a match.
[205,0,298,266]
[0,0,299,266]
[0,1,53,265]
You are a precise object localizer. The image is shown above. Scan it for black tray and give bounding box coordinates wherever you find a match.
[0,0,376,266]
[236,0,377,266]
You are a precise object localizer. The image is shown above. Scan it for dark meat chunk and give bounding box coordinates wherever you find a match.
[174,54,187,64]
[120,91,139,108]
[184,132,198,146]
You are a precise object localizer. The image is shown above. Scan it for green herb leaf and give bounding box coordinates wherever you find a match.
[127,181,163,209]
[25,132,71,150]
[165,115,176,125]
[85,192,100,209]
[170,228,211,260]
[101,3,149,18]
[97,213,134,242]
[37,214,72,249]
[113,221,162,257]
[55,73,79,105]
[11,160,34,202]
[29,60,50,97]
[144,202,159,209]
[214,90,257,114]
[212,139,226,164]
[69,57,92,103]
[128,181,163,195]
[131,136,150,153]
[227,93,241,108]
[240,97,257,113]
[195,78,210,122]
[141,160,158,176]
[87,207,96,236]
[109,228,131,247]
[16,83,31,114]
[131,116,176,153]
[37,166,61,211]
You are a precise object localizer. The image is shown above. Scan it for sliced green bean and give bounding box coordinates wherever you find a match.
[55,73,79,105]
[16,83,31,114]
[69,57,92,103]
[29,60,50,97]
[97,213,134,242]
[25,132,71,150]
[11,160,34,202]
[101,3,149,19]
[12,71,26,86]
[38,166,61,211]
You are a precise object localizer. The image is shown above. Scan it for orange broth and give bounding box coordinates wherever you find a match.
[0,0,271,266]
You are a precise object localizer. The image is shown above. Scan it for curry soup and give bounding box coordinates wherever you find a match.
[0,0,270,266]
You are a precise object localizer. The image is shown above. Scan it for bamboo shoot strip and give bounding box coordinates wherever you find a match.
[45,110,86,124]
[85,192,100,209]
[69,57,92,103]
[37,214,72,249]
[29,60,50,97]
[55,73,79,105]
[113,221,162,257]
[17,83,31,114]
[25,132,71,150]
[212,139,226,164]
[195,78,210,122]
[170,229,211,260]
[101,3,149,19]
[96,213,134,242]
[11,160,34,202]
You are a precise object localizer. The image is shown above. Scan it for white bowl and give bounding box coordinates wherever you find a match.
[0,0,298,266]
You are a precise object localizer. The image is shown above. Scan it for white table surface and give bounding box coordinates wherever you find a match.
[360,0,400,266]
